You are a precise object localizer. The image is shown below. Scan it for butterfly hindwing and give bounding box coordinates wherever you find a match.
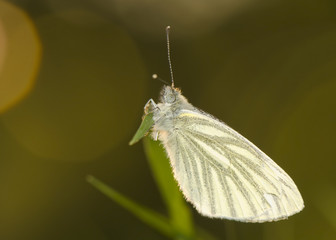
[161,109,304,222]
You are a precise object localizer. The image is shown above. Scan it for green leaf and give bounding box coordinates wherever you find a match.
[143,137,195,239]
[86,175,174,238]
[129,112,154,145]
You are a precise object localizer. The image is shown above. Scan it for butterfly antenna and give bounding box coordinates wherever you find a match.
[152,74,169,85]
[166,26,175,88]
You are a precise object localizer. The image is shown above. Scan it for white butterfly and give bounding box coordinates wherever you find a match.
[131,26,304,222]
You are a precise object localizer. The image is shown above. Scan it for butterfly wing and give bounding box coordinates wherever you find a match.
[160,109,304,222]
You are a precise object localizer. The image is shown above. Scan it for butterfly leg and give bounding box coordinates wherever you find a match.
[144,98,161,114]
[153,131,159,141]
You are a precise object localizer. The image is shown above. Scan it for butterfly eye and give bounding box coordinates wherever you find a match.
[163,87,177,103]
[166,93,176,103]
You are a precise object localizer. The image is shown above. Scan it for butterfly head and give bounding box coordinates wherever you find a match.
[160,85,182,104]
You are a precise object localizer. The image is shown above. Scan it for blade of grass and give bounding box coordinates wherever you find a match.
[129,112,154,145]
[143,137,195,239]
[86,175,174,238]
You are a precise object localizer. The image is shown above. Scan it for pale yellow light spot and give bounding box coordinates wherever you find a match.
[0,1,41,113]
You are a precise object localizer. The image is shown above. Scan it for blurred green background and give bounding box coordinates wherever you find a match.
[1,0,336,239]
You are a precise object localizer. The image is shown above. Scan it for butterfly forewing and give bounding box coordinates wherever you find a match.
[161,109,304,222]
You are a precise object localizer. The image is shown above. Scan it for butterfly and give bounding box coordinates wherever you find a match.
[130,26,304,222]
